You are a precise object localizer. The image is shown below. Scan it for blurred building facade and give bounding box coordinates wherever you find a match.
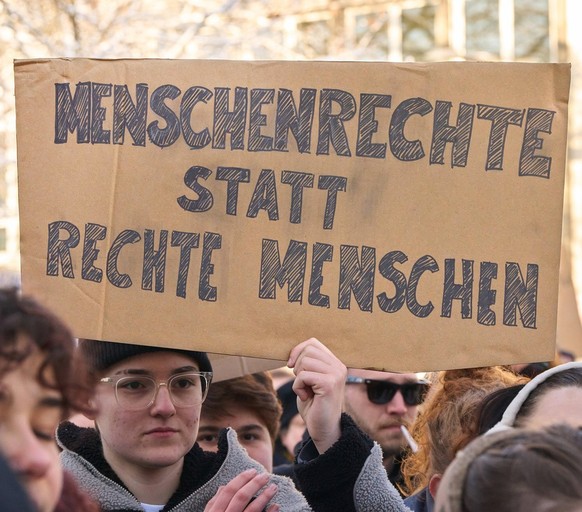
[1,0,581,355]
[269,0,563,62]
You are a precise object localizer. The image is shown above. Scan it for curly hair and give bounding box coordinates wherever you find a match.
[0,287,91,418]
[401,366,528,496]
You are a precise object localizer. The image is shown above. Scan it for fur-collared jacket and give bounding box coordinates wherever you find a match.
[57,421,310,512]
[57,414,409,512]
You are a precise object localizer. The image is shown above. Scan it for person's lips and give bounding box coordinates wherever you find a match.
[144,427,179,437]
[379,422,404,432]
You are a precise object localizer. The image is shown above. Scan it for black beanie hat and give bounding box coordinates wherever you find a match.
[79,339,212,374]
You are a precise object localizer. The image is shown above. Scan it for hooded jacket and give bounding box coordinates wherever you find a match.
[293,414,412,512]
[57,421,310,511]
[58,414,410,512]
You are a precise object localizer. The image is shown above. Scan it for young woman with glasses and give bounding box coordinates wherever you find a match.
[57,339,310,511]
[59,337,416,512]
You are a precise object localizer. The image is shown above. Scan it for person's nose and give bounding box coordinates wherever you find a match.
[385,390,408,415]
[149,383,176,417]
[3,425,52,478]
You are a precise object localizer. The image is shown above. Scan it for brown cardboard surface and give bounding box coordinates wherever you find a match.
[208,353,286,383]
[15,59,570,373]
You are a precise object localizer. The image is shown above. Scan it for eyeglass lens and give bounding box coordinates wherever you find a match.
[114,373,207,410]
[365,380,427,406]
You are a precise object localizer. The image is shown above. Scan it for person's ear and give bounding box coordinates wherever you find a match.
[83,397,98,420]
[429,473,442,499]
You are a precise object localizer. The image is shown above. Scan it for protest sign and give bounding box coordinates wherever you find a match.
[14,59,570,372]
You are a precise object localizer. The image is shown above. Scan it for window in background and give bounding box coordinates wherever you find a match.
[464,0,550,61]
[353,9,390,59]
[402,4,437,61]
[514,0,549,61]
[0,228,7,252]
[288,0,552,63]
[345,1,437,61]
[296,17,333,57]
[465,0,500,58]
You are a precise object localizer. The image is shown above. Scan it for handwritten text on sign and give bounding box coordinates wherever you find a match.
[15,60,570,371]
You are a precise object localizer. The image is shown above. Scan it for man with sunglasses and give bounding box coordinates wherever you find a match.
[344,369,429,493]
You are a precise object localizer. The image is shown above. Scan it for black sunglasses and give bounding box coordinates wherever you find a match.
[346,376,429,406]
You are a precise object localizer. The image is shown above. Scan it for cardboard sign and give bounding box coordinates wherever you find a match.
[15,59,570,372]
[208,353,285,383]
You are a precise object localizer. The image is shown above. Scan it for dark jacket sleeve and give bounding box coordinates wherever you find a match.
[0,453,36,512]
[293,413,374,512]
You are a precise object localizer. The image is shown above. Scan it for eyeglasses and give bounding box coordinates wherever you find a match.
[100,372,212,410]
[346,376,429,406]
